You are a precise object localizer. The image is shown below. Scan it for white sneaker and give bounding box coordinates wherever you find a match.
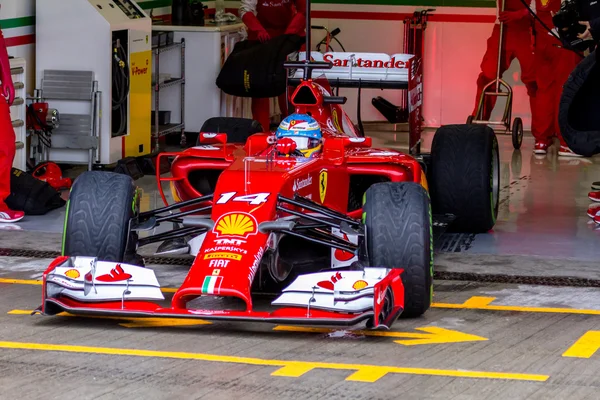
[558,146,583,157]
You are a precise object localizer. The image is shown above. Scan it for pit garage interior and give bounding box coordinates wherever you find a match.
[2,1,600,399]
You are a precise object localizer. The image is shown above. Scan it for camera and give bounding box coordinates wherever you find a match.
[552,0,592,51]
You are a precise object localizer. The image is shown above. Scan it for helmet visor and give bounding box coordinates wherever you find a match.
[290,137,320,150]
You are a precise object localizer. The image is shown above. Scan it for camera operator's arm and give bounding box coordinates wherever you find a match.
[577,19,600,40]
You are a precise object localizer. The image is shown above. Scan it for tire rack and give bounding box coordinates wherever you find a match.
[152,37,186,152]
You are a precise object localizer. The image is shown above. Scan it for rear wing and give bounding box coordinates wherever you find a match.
[287,51,424,155]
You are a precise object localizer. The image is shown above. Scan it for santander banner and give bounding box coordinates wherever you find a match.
[293,51,413,81]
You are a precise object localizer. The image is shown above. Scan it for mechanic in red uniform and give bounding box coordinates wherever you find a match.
[531,0,582,156]
[0,26,23,223]
[471,0,538,139]
[239,0,307,132]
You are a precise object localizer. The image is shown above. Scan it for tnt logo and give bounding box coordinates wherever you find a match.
[214,238,245,246]
[209,259,230,268]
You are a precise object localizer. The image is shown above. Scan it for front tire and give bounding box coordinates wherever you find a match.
[363,182,432,318]
[430,124,499,233]
[62,171,139,263]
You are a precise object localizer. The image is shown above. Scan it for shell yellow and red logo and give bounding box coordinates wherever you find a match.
[214,212,257,238]
[352,280,368,290]
[64,269,80,279]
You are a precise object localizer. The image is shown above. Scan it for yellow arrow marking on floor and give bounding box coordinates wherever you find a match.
[8,309,210,328]
[273,325,487,346]
[0,340,549,382]
[563,331,600,358]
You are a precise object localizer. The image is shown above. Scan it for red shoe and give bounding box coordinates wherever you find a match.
[558,145,583,157]
[594,214,600,225]
[0,208,24,223]
[534,141,550,154]
[588,204,600,218]
[589,191,600,203]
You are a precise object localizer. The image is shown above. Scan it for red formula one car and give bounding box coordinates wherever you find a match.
[36,3,499,330]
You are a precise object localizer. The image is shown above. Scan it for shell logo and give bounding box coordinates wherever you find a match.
[352,280,368,290]
[64,269,80,279]
[214,212,257,238]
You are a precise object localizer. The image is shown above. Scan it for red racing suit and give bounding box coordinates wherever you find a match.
[0,27,15,209]
[472,0,537,128]
[239,0,306,131]
[532,0,581,145]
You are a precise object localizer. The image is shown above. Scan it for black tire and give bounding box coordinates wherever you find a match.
[512,117,523,150]
[363,182,432,318]
[466,115,474,124]
[198,117,264,145]
[62,171,139,263]
[430,124,499,233]
[558,51,600,157]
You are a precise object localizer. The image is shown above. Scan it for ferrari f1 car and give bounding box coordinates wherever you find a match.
[36,2,499,330]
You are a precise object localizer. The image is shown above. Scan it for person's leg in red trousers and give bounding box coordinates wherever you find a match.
[0,99,23,222]
[510,26,539,142]
[531,39,581,155]
[472,25,512,120]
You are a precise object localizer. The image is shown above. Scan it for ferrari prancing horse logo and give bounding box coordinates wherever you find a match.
[320,170,328,203]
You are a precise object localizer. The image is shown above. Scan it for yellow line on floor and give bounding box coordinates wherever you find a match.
[433,296,600,316]
[0,340,549,382]
[0,278,41,286]
[3,277,600,316]
[562,331,600,358]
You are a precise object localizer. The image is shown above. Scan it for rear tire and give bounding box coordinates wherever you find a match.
[198,117,264,145]
[430,124,499,233]
[363,182,432,318]
[62,171,140,263]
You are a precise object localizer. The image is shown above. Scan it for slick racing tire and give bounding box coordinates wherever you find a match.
[62,171,140,264]
[198,117,264,145]
[558,51,600,157]
[429,124,499,233]
[363,182,433,318]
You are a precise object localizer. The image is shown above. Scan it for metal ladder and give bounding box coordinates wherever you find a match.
[34,70,101,170]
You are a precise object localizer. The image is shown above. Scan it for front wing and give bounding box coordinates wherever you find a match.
[37,256,405,329]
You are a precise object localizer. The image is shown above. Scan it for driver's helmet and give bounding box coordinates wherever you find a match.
[275,113,322,158]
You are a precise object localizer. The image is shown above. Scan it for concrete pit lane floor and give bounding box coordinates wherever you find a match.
[0,261,600,399]
[2,131,600,398]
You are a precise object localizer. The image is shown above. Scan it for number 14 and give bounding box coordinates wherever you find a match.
[216,192,270,205]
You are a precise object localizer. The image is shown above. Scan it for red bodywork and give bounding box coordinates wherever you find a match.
[39,63,424,329]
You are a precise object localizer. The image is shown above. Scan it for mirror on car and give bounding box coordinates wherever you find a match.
[198,132,228,144]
